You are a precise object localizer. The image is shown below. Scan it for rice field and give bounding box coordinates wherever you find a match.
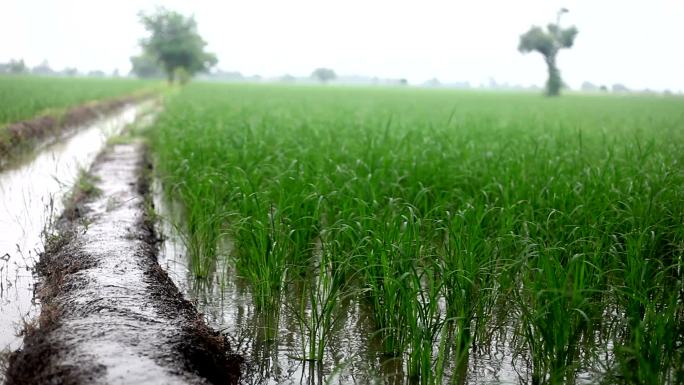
[150,83,684,384]
[0,75,155,127]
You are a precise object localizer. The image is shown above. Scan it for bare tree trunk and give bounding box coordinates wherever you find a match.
[544,54,562,96]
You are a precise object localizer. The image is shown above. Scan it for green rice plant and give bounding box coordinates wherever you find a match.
[436,205,504,383]
[515,246,603,385]
[290,237,350,362]
[609,211,684,384]
[362,243,411,357]
[403,260,448,385]
[612,292,683,385]
[359,205,420,357]
[233,209,288,340]
[159,169,226,279]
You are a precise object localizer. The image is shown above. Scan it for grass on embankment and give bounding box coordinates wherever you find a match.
[0,75,162,167]
[150,82,684,384]
[0,75,158,127]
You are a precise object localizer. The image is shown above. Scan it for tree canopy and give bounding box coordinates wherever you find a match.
[311,68,337,83]
[519,10,578,96]
[133,8,217,83]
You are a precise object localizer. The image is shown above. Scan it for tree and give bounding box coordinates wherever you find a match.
[311,68,336,83]
[424,78,441,87]
[8,59,27,74]
[280,74,296,82]
[136,7,217,83]
[611,83,629,93]
[32,60,54,76]
[129,53,164,79]
[519,8,578,96]
[581,81,599,92]
[62,67,79,76]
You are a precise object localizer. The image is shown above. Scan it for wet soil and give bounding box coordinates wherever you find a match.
[0,94,150,170]
[5,143,241,385]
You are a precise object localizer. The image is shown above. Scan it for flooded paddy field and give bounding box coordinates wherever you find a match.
[154,183,525,385]
[0,80,682,385]
[149,83,684,384]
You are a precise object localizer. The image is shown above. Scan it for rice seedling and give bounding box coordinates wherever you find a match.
[290,237,349,362]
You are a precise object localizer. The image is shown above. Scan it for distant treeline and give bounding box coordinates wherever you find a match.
[0,59,121,78]
[1,58,677,94]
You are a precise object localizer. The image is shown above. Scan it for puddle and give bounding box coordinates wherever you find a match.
[153,179,528,385]
[0,102,155,352]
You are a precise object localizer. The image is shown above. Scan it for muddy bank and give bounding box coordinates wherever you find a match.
[0,94,151,169]
[5,143,241,385]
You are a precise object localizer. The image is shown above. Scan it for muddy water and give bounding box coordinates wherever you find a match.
[0,104,149,352]
[153,182,524,385]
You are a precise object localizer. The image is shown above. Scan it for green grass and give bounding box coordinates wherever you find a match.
[150,82,684,384]
[0,75,156,127]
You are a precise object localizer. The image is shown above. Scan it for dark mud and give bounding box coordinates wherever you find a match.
[5,143,241,385]
[0,95,150,169]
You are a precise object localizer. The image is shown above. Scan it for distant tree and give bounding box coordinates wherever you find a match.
[280,74,296,82]
[581,81,598,92]
[208,70,244,81]
[32,60,54,76]
[311,68,336,83]
[424,78,441,87]
[399,78,408,86]
[611,83,629,93]
[519,8,578,96]
[129,53,164,78]
[8,59,27,74]
[136,7,217,83]
[62,67,79,76]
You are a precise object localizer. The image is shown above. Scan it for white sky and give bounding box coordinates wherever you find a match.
[1,0,683,91]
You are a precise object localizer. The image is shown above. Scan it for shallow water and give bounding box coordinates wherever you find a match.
[153,180,527,385]
[0,104,148,352]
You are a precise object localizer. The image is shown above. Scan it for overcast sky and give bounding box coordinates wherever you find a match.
[1,0,683,91]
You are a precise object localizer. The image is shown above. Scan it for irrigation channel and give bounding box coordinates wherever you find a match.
[0,101,154,355]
